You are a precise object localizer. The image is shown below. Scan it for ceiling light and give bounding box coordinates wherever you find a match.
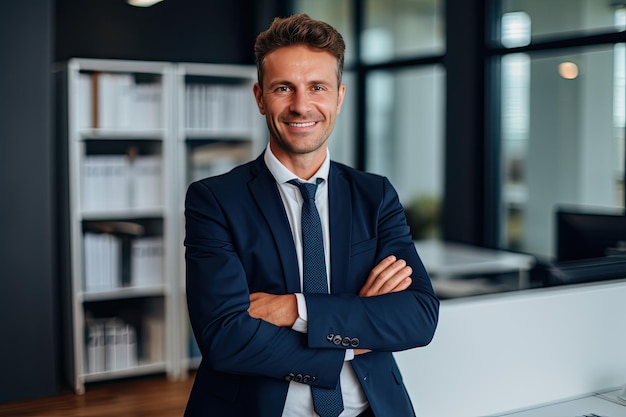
[559,62,579,80]
[127,0,164,7]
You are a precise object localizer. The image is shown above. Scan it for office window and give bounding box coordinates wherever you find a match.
[292,0,355,65]
[501,0,624,40]
[293,0,446,237]
[497,7,626,258]
[363,0,444,63]
[366,66,445,239]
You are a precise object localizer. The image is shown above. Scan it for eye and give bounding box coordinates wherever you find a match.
[275,86,292,93]
[312,85,326,92]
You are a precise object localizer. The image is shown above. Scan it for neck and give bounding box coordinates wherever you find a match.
[269,142,326,180]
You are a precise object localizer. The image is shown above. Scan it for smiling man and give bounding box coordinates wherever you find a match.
[183,13,439,417]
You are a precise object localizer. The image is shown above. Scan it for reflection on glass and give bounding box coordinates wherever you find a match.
[501,11,531,48]
[363,0,443,63]
[500,0,625,43]
[366,66,445,239]
[500,45,625,258]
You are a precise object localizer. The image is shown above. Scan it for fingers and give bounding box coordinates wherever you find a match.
[359,255,412,297]
[248,292,298,327]
[247,292,266,319]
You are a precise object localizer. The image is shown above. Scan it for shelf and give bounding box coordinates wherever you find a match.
[80,208,165,220]
[83,361,168,383]
[79,129,166,140]
[80,285,166,302]
[183,127,260,140]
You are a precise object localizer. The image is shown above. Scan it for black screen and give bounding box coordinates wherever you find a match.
[556,208,626,262]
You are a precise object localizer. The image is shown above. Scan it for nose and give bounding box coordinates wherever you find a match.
[289,89,311,114]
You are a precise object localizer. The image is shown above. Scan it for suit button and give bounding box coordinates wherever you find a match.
[295,374,303,382]
[302,375,311,383]
[351,337,360,347]
[341,337,351,347]
[326,334,334,342]
[285,373,295,381]
[332,335,342,345]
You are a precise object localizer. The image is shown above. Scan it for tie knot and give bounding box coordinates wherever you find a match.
[289,179,321,201]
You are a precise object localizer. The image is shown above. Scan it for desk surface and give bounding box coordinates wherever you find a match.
[414,239,536,276]
[499,390,626,416]
[414,239,537,297]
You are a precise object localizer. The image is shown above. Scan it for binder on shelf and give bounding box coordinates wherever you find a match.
[83,232,122,292]
[82,155,131,212]
[143,315,165,363]
[105,319,138,371]
[86,319,106,373]
[91,72,162,130]
[130,155,163,209]
[83,154,163,212]
[86,318,138,373]
[83,222,145,292]
[77,72,93,129]
[131,236,164,288]
[184,83,255,130]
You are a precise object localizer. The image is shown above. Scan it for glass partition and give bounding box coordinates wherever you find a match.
[500,45,625,258]
[366,65,445,239]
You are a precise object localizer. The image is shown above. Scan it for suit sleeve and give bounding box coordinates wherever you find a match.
[306,177,440,352]
[185,180,344,389]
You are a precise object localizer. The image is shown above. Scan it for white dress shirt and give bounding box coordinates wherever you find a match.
[263,145,369,417]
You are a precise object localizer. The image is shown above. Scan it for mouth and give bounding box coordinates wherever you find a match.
[287,121,317,128]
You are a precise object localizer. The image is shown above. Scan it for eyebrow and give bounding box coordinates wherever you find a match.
[267,79,333,89]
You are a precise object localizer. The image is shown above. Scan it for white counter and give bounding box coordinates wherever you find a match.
[394,279,626,417]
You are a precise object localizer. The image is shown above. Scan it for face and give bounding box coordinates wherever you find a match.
[253,44,345,173]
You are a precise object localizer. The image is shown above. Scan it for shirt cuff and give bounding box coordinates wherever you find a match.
[292,293,308,333]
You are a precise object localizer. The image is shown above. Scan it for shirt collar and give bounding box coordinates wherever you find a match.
[264,143,330,184]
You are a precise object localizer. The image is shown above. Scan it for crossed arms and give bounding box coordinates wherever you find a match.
[248,255,413,355]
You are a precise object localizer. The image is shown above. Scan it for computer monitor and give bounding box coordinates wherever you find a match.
[555,207,626,262]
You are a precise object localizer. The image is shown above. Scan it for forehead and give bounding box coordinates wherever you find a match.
[263,44,337,84]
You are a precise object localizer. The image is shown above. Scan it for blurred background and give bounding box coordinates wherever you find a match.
[1,0,626,405]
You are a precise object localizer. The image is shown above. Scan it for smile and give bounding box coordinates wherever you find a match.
[287,121,317,127]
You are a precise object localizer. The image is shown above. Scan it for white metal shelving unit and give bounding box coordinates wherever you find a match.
[61,58,267,393]
[63,58,178,393]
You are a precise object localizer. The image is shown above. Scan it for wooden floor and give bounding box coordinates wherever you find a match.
[0,374,194,417]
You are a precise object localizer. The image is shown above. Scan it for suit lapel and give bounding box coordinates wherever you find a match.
[328,163,352,294]
[248,156,301,294]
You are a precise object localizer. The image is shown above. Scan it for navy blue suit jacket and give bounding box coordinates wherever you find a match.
[184,154,439,417]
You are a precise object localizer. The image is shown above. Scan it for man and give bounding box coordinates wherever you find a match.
[184,13,439,417]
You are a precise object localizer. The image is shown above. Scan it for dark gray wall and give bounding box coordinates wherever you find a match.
[54,0,289,64]
[0,0,290,403]
[0,0,59,402]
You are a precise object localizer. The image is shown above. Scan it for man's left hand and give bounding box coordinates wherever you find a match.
[248,292,298,328]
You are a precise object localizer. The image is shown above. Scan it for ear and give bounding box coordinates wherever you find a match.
[253,83,266,115]
[336,83,346,115]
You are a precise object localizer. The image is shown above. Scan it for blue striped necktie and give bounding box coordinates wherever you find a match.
[289,179,344,417]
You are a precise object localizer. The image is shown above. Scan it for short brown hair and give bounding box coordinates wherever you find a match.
[254,13,345,88]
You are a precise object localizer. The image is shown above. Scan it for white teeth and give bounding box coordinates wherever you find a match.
[289,122,316,127]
